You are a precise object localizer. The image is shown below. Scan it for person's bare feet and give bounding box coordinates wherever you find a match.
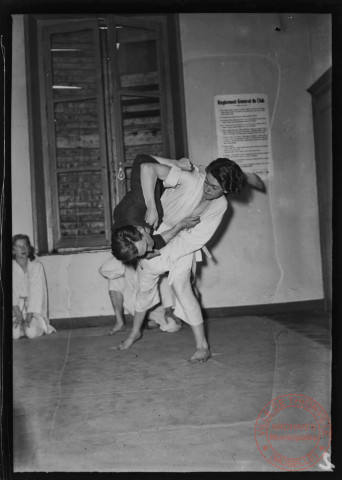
[164,308,182,327]
[118,331,142,350]
[146,319,159,329]
[188,347,211,364]
[106,323,125,335]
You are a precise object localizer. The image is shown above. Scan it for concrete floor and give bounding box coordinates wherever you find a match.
[13,311,331,472]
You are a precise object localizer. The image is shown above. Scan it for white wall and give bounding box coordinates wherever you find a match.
[180,13,330,306]
[40,251,114,319]
[12,15,34,240]
[11,13,331,319]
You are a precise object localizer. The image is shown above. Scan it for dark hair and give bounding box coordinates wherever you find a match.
[206,158,247,195]
[111,225,143,265]
[12,234,36,261]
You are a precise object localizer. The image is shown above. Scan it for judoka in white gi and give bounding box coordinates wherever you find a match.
[114,157,264,363]
[99,155,200,334]
[99,258,184,333]
[12,234,56,339]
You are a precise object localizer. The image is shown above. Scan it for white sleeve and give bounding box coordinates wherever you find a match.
[99,256,126,280]
[163,166,183,188]
[150,156,178,167]
[151,156,198,171]
[148,155,183,189]
[165,198,227,259]
[27,261,47,314]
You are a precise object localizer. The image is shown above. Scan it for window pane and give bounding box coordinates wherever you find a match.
[58,171,105,237]
[121,95,164,165]
[56,147,101,169]
[116,25,159,92]
[54,99,105,237]
[50,29,97,98]
[55,100,100,152]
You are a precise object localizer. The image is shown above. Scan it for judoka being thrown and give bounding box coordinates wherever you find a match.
[112,155,264,363]
[100,154,200,334]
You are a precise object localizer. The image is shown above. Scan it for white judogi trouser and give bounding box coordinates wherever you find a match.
[136,251,203,326]
[99,256,178,331]
[133,162,228,327]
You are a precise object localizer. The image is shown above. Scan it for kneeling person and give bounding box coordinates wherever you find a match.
[12,234,56,339]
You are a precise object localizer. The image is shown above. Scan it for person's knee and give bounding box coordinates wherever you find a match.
[109,290,123,301]
[24,327,36,339]
[25,320,45,339]
[13,326,22,339]
[172,271,202,323]
[172,272,192,297]
[25,327,43,339]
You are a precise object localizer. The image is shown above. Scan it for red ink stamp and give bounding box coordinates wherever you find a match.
[255,394,331,471]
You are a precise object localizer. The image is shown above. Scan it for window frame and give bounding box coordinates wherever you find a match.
[24,14,188,254]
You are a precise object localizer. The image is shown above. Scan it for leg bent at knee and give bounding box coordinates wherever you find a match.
[13,325,24,339]
[25,325,45,339]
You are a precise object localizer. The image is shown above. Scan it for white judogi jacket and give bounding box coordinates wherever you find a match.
[13,259,48,317]
[134,164,228,320]
[12,259,55,336]
[154,165,228,282]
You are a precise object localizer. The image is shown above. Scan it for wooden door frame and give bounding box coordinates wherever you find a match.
[308,67,332,312]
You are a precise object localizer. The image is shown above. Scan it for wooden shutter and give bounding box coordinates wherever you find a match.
[42,19,111,249]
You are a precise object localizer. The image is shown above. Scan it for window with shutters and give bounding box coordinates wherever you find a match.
[25,14,187,253]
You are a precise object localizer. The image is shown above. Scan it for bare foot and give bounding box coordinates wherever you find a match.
[161,314,182,333]
[118,331,142,350]
[188,347,211,364]
[146,319,159,330]
[166,313,182,327]
[106,323,125,335]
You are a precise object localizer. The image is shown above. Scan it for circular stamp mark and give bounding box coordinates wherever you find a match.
[255,394,331,471]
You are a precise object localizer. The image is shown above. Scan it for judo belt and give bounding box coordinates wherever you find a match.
[191,245,212,280]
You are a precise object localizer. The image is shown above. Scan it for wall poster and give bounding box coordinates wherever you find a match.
[214,93,271,177]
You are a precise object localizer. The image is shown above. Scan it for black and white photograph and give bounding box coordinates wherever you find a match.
[1,1,337,474]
